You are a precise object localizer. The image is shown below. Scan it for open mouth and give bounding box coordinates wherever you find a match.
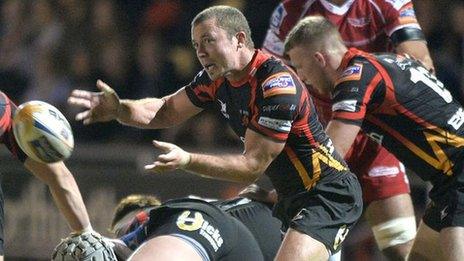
[204,64,215,70]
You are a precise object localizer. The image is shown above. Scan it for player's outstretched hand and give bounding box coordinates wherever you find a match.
[239,183,278,204]
[144,140,191,173]
[67,80,120,125]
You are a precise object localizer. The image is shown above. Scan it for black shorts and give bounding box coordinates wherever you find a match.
[147,199,264,261]
[218,198,282,261]
[423,171,464,231]
[274,173,363,254]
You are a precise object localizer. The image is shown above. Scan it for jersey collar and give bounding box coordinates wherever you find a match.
[338,47,367,71]
[319,0,356,15]
[229,49,270,87]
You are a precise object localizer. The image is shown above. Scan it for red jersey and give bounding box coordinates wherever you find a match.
[263,0,422,124]
[0,91,27,162]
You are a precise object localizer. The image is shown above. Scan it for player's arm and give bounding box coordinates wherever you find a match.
[395,40,434,73]
[23,158,91,233]
[118,88,202,129]
[385,1,435,72]
[325,120,361,157]
[145,129,284,184]
[187,129,284,183]
[68,80,202,129]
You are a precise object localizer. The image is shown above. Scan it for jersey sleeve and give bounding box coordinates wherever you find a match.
[380,0,422,37]
[331,61,381,126]
[0,92,28,162]
[262,1,301,58]
[185,70,221,109]
[249,71,301,142]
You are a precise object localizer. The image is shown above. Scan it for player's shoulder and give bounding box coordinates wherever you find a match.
[335,54,377,86]
[270,0,309,27]
[255,56,301,96]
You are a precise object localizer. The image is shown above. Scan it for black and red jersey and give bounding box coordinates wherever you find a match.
[0,91,27,162]
[263,0,424,125]
[185,50,350,198]
[331,48,464,190]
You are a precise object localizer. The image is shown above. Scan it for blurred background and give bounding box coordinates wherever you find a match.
[0,0,462,259]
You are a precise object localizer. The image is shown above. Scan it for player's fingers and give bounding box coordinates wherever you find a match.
[152,140,175,152]
[70,89,95,100]
[96,79,115,94]
[75,110,91,121]
[68,97,93,108]
[157,154,174,162]
[144,162,176,173]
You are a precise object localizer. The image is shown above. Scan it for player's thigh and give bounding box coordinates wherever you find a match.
[366,194,416,258]
[275,228,328,261]
[408,221,441,261]
[366,193,415,225]
[440,226,464,261]
[128,235,203,261]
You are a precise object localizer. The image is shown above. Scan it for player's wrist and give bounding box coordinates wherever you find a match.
[179,152,191,169]
[71,224,93,236]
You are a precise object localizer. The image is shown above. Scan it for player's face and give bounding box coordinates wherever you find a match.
[287,46,333,96]
[192,19,240,80]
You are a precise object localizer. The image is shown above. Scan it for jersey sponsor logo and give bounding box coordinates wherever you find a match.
[368,166,400,177]
[347,17,370,27]
[332,100,357,112]
[333,224,350,251]
[335,64,363,84]
[262,104,297,113]
[176,211,224,252]
[270,4,286,30]
[262,72,297,98]
[399,6,418,24]
[258,116,292,132]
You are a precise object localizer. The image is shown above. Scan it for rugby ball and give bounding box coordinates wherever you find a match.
[12,101,74,163]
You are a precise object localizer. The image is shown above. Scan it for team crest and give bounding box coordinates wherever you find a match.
[262,72,296,98]
[335,64,363,85]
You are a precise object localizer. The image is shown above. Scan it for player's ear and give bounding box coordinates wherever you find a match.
[314,52,326,67]
[235,31,246,48]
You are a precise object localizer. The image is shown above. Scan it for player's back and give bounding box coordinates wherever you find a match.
[333,50,464,188]
[215,198,282,261]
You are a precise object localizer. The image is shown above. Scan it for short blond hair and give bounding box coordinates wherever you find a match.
[284,16,341,53]
[110,194,161,230]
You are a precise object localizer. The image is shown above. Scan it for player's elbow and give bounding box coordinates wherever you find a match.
[244,160,266,182]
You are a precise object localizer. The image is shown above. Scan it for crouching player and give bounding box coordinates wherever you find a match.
[284,16,464,260]
[110,195,264,260]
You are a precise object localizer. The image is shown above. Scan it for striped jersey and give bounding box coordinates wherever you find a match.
[331,48,464,197]
[185,50,350,198]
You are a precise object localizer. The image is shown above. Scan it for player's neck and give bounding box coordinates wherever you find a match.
[226,48,256,83]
